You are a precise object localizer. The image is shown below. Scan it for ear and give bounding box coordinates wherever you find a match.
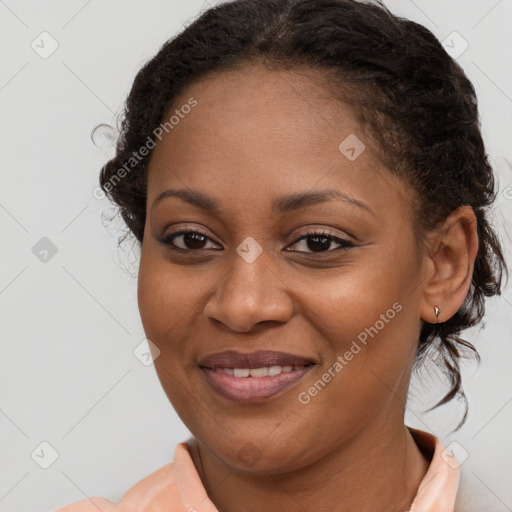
[419,205,479,324]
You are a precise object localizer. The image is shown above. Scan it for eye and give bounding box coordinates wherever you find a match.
[157,227,355,255]
[286,228,355,254]
[157,228,221,252]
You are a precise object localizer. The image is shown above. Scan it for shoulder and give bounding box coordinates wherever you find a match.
[53,458,182,511]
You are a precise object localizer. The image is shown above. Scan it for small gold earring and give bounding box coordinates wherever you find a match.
[433,305,440,324]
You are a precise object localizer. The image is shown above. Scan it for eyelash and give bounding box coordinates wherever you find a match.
[157,227,355,255]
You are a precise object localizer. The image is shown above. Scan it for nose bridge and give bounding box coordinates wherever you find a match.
[230,236,272,296]
[204,237,294,331]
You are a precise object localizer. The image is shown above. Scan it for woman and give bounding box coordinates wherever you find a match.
[55,0,507,510]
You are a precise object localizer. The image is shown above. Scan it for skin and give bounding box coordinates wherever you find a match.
[137,63,478,512]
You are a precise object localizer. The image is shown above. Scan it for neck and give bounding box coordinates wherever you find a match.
[189,418,430,512]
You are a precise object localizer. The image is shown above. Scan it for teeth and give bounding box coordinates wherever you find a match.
[249,367,269,377]
[214,365,303,377]
[268,365,282,376]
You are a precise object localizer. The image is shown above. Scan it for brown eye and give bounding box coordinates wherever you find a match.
[286,229,355,254]
[158,229,221,251]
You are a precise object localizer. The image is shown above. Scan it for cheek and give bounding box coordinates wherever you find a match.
[136,248,209,416]
[137,247,205,343]
[289,275,418,451]
[301,257,408,341]
[299,247,420,389]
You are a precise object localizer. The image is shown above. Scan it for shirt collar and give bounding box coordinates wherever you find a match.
[407,427,461,512]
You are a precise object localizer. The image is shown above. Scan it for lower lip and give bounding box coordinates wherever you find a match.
[200,366,315,403]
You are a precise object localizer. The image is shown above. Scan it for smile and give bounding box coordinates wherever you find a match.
[212,364,309,377]
[200,363,316,403]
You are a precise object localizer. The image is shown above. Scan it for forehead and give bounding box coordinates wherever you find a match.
[148,65,365,170]
[146,63,412,220]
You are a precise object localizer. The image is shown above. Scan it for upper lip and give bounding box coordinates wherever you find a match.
[198,350,317,369]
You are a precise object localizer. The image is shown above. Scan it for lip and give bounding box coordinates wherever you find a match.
[200,366,315,403]
[197,350,317,369]
[198,350,317,403]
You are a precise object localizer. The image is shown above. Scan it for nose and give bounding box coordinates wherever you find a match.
[203,248,295,333]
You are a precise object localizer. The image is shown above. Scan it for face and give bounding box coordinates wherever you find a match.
[137,63,426,473]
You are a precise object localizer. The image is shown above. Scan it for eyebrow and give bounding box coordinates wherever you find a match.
[152,188,375,216]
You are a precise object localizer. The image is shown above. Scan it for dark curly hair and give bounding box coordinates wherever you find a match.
[96,0,508,430]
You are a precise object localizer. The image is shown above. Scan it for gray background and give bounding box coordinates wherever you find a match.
[0,1,511,511]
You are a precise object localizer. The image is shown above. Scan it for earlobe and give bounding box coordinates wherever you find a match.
[419,206,479,324]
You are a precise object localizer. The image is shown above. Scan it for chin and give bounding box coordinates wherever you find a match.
[205,434,315,475]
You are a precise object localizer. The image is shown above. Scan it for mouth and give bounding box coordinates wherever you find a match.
[198,350,317,403]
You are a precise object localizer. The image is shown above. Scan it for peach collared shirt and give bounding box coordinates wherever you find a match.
[53,427,461,512]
